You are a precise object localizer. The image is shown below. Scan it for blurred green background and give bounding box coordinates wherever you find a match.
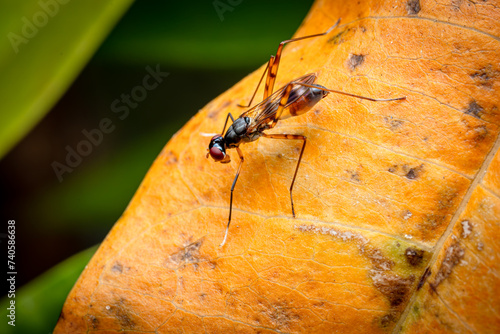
[0,0,314,332]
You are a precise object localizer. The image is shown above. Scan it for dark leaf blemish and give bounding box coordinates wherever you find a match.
[470,64,498,88]
[405,247,425,266]
[430,242,465,291]
[347,54,365,71]
[465,100,484,119]
[406,0,421,15]
[371,271,415,307]
[167,237,205,269]
[405,164,424,180]
[111,262,123,274]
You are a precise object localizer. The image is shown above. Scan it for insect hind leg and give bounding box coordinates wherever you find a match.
[238,19,341,108]
[261,133,306,218]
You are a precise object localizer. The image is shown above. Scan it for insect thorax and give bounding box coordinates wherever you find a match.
[224,117,252,147]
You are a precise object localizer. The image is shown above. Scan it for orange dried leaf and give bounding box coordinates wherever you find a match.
[55,0,500,333]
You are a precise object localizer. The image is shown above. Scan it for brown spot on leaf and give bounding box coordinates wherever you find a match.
[379,311,397,328]
[347,54,365,71]
[405,168,418,179]
[405,247,425,266]
[86,314,99,329]
[461,117,490,146]
[388,163,424,179]
[269,306,298,330]
[384,116,404,131]
[346,169,361,182]
[406,0,421,15]
[365,248,395,271]
[420,214,446,235]
[430,242,465,291]
[465,100,484,119]
[405,164,424,179]
[104,300,136,330]
[470,124,489,144]
[163,150,178,165]
[111,261,123,273]
[416,189,459,241]
[167,237,205,269]
[371,271,415,307]
[437,188,458,211]
[470,64,498,88]
[115,308,135,329]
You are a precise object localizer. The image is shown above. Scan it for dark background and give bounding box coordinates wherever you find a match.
[0,0,314,289]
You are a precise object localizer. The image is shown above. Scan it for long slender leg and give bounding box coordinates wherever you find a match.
[266,19,341,97]
[255,78,404,218]
[237,59,271,108]
[270,80,296,128]
[220,112,235,135]
[263,55,275,100]
[261,133,306,218]
[239,19,341,107]
[220,146,244,247]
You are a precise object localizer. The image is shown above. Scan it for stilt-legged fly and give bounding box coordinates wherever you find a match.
[207,20,406,246]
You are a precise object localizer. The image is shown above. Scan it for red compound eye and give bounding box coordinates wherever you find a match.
[209,146,225,161]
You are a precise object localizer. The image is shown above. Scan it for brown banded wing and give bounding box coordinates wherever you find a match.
[240,73,318,134]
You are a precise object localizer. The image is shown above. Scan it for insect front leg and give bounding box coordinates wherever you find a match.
[220,146,244,247]
[220,112,235,135]
[261,133,306,218]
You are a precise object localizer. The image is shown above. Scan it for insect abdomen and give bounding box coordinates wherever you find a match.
[281,86,326,119]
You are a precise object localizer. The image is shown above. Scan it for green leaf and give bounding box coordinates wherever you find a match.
[0,0,135,159]
[0,245,98,334]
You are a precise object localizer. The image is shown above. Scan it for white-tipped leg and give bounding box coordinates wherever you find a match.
[219,221,230,247]
[219,147,244,247]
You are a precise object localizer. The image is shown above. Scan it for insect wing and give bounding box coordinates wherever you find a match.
[245,88,284,131]
[243,73,317,134]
